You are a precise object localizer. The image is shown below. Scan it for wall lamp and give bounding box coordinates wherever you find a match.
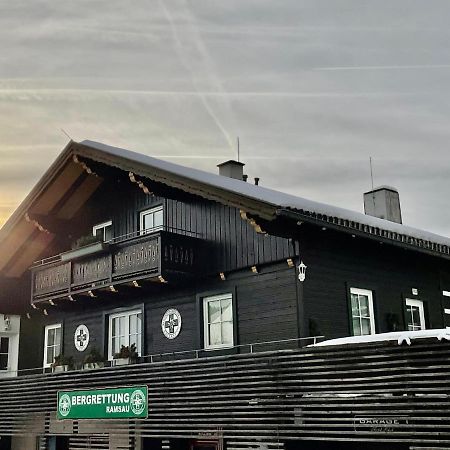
[298,261,307,282]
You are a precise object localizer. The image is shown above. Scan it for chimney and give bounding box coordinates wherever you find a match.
[364,186,402,224]
[217,160,245,180]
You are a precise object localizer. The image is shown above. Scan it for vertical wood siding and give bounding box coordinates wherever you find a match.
[300,225,447,339]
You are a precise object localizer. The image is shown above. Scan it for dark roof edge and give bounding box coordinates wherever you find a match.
[74,142,276,219]
[278,208,450,260]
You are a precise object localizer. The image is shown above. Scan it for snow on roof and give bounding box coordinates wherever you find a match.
[364,185,399,193]
[310,329,450,347]
[81,140,450,250]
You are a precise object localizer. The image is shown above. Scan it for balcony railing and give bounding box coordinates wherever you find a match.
[30,228,207,304]
[1,336,325,378]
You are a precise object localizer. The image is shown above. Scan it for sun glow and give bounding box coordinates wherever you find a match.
[0,202,15,229]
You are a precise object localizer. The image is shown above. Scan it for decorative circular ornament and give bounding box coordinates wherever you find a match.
[130,389,147,416]
[58,394,72,417]
[161,309,182,339]
[74,324,90,352]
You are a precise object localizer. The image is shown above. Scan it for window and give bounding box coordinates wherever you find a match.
[93,220,112,242]
[108,309,142,360]
[43,324,62,368]
[203,293,234,350]
[405,299,426,331]
[140,206,163,235]
[350,288,375,336]
[0,337,9,370]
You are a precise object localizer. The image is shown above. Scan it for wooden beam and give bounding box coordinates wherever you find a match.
[5,232,55,278]
[0,219,36,272]
[56,174,103,220]
[30,162,84,215]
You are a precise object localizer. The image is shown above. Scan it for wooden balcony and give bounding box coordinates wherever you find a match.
[31,230,206,304]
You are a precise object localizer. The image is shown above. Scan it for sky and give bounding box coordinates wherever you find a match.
[1,0,450,235]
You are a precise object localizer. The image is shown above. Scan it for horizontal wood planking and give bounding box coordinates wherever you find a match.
[2,340,450,447]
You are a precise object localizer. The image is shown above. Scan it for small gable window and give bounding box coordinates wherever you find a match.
[140,206,163,235]
[93,220,112,242]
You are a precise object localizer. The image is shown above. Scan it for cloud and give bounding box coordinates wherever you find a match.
[1,0,450,238]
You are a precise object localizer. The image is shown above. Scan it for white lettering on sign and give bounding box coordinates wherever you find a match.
[354,416,408,433]
[106,405,130,413]
[71,393,131,406]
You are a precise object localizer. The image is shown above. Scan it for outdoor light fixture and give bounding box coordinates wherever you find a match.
[251,266,259,274]
[158,275,167,283]
[26,313,31,320]
[298,261,307,282]
[43,309,48,316]
[132,280,141,288]
[219,272,226,281]
[109,285,118,293]
[48,300,55,306]
[31,303,37,310]
[68,295,75,302]
[286,258,294,268]
[88,290,96,298]
[3,315,11,331]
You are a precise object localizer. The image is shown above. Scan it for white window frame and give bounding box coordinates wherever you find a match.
[43,323,62,368]
[108,309,142,360]
[92,220,112,242]
[203,293,234,350]
[139,206,163,235]
[350,287,375,336]
[405,298,426,331]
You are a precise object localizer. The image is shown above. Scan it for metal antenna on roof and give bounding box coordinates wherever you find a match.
[370,156,376,210]
[237,137,240,162]
[60,129,72,141]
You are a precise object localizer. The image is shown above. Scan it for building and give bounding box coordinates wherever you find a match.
[1,140,450,450]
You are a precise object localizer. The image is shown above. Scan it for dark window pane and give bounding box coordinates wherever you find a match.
[0,337,9,353]
[104,225,112,241]
[0,354,8,370]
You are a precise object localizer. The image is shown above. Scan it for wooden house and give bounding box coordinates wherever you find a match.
[1,140,450,450]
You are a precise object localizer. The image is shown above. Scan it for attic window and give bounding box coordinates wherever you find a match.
[140,206,163,235]
[93,220,112,242]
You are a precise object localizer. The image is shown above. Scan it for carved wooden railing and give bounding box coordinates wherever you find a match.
[31,231,205,304]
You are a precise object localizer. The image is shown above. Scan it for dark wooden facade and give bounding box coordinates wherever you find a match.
[26,261,299,371]
[299,224,450,339]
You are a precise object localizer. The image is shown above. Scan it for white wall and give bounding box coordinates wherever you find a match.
[0,314,21,378]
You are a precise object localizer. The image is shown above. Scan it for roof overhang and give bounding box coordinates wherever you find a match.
[1,139,450,280]
[0,141,278,278]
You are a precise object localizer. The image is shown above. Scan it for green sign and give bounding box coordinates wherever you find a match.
[57,386,148,420]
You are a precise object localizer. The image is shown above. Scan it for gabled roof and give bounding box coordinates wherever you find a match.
[1,139,450,278]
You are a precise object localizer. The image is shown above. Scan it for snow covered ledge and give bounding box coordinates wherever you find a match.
[310,328,450,347]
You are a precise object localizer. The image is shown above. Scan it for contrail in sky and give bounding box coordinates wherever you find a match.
[0,89,427,99]
[157,0,234,151]
[314,64,450,71]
